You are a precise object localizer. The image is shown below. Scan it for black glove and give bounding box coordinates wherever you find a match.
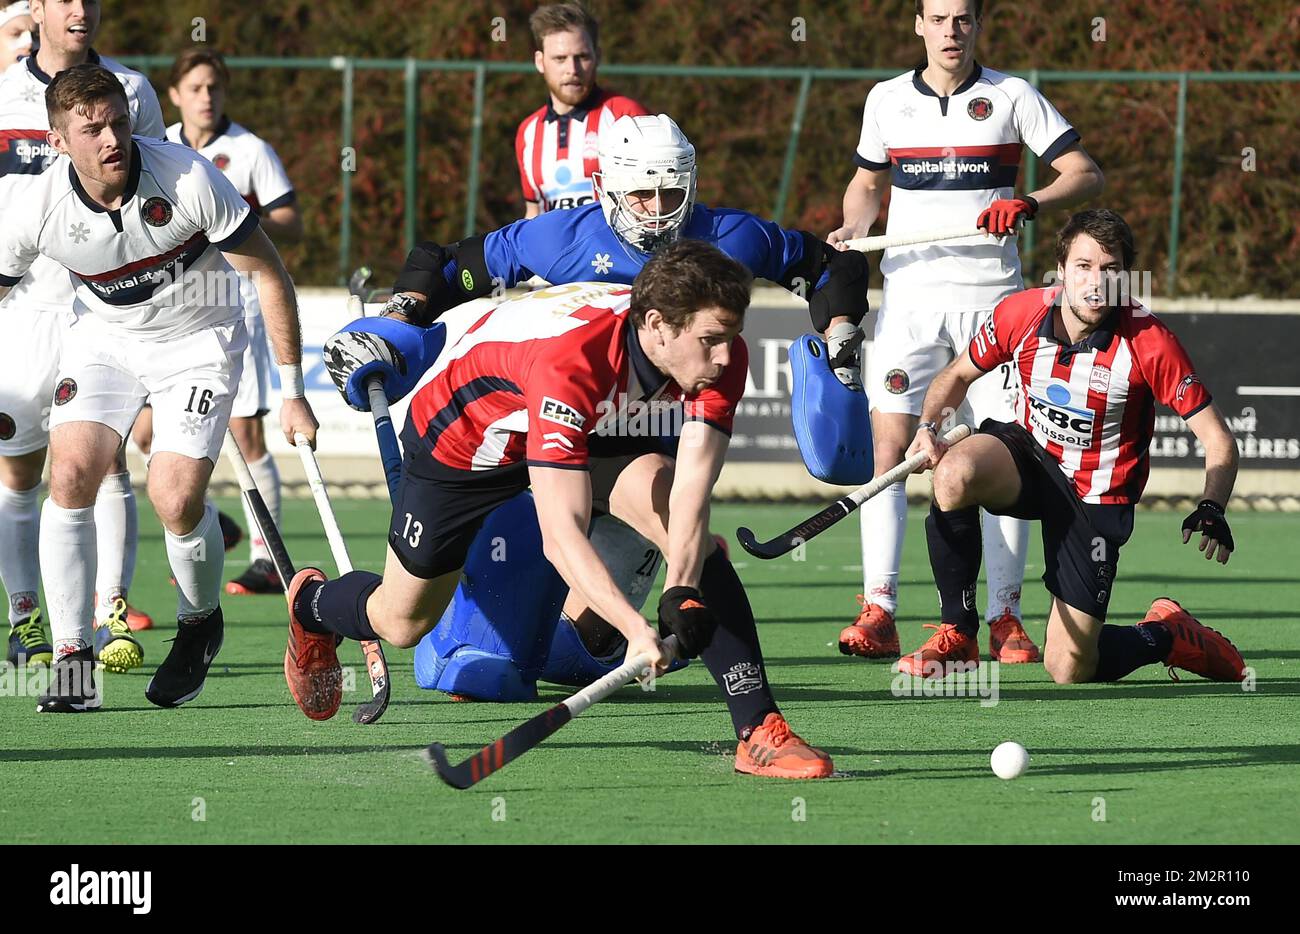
[1181,499,1234,562]
[657,586,718,658]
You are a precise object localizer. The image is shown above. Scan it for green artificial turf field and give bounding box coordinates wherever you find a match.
[2,498,1296,844]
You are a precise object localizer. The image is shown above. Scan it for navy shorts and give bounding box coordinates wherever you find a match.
[978,420,1134,620]
[387,443,532,580]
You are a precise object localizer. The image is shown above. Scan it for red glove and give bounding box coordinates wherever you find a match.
[976,196,1038,236]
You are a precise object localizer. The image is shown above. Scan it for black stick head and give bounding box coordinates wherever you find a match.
[423,743,473,789]
[347,265,373,299]
[735,526,792,560]
[352,685,390,724]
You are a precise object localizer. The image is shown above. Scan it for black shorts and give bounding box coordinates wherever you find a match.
[979,420,1134,620]
[387,444,532,580]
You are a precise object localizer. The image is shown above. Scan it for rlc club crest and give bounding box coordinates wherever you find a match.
[141,196,173,227]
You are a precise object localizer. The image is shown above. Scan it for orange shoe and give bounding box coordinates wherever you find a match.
[284,568,343,720]
[126,603,154,632]
[1142,597,1245,682]
[735,713,833,779]
[838,597,900,658]
[897,623,980,678]
[988,612,1040,663]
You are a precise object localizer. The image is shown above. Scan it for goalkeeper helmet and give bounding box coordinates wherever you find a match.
[593,114,697,253]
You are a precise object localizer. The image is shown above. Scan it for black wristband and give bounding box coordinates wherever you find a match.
[1021,194,1039,218]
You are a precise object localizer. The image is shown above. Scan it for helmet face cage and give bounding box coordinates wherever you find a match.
[595,167,697,253]
[594,114,698,254]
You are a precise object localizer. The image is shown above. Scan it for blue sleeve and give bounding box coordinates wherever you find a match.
[434,219,539,292]
[718,211,827,290]
[481,218,541,286]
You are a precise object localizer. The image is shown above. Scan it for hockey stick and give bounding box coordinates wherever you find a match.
[293,433,392,725]
[224,429,298,602]
[424,635,680,789]
[736,424,972,559]
[344,277,405,497]
[841,225,999,253]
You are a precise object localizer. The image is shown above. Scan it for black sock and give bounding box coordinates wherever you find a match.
[925,503,982,636]
[1090,622,1173,681]
[697,549,779,737]
[293,571,382,641]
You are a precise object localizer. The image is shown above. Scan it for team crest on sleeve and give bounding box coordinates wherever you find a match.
[1176,374,1201,402]
[53,378,77,406]
[0,412,14,441]
[885,368,910,394]
[141,197,173,227]
[967,97,993,121]
[213,153,231,170]
[539,396,586,430]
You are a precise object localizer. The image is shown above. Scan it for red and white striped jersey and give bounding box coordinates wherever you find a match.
[514,87,647,212]
[407,282,748,472]
[969,287,1212,504]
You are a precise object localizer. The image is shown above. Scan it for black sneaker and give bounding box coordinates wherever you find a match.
[218,511,243,552]
[36,647,101,713]
[224,557,284,596]
[146,609,225,708]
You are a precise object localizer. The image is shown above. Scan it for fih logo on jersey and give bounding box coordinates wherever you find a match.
[539,396,586,430]
[1026,382,1095,448]
[140,197,173,227]
[1176,373,1201,402]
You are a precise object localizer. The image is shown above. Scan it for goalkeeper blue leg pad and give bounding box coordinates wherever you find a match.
[412,492,567,701]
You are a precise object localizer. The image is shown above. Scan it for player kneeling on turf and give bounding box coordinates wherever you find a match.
[290,241,832,778]
[903,209,1244,684]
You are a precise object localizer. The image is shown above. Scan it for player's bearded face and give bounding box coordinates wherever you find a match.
[536,28,596,108]
[647,306,743,394]
[1058,233,1125,327]
[915,1,980,71]
[170,64,227,130]
[53,98,133,189]
[33,0,101,54]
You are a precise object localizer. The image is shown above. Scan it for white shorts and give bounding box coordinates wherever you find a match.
[0,305,73,456]
[868,305,1019,422]
[49,316,247,463]
[231,313,272,419]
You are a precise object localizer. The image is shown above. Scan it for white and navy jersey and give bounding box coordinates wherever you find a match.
[854,64,1079,314]
[0,136,259,340]
[165,117,294,215]
[0,50,165,312]
[970,287,1212,505]
[167,117,294,320]
[514,87,646,212]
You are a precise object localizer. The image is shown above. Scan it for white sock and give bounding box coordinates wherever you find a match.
[39,500,96,653]
[983,510,1029,621]
[93,472,138,624]
[0,481,43,624]
[860,483,907,615]
[243,453,281,563]
[166,502,225,621]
